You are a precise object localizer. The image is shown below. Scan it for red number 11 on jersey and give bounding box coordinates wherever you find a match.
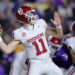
[32,38,47,56]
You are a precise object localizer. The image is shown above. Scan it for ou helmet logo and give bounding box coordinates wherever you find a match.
[18,8,23,15]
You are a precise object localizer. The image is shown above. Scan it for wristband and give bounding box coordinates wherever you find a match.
[48,36,52,40]
[0,37,3,42]
[56,25,62,29]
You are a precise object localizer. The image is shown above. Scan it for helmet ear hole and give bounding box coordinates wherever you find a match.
[28,18,31,22]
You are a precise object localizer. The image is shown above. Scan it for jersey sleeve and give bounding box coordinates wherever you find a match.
[66,37,75,53]
[39,19,47,28]
[12,30,20,41]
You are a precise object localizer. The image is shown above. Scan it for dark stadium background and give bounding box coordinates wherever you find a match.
[0,0,75,75]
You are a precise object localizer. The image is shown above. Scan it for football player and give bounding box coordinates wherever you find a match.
[48,37,73,75]
[48,21,75,75]
[0,6,63,75]
[48,36,75,75]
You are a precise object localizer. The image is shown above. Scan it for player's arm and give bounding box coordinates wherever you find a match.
[0,38,20,54]
[66,38,75,64]
[46,27,63,38]
[70,48,75,64]
[46,12,63,38]
[0,27,20,54]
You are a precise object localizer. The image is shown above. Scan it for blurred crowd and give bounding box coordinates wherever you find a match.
[0,0,75,75]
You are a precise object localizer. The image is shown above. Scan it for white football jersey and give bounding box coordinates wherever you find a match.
[65,65,75,75]
[13,19,50,59]
[66,37,75,53]
[10,51,27,75]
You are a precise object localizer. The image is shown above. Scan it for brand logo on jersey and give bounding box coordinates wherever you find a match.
[22,32,26,37]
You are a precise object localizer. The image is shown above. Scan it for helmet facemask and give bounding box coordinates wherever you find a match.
[24,10,39,24]
[16,6,39,24]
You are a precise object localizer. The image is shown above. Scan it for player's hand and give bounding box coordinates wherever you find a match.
[50,12,61,26]
[0,25,3,36]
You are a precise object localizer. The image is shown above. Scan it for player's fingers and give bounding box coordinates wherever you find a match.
[54,12,59,18]
[50,19,57,26]
[54,12,60,21]
[50,19,54,23]
[50,19,55,25]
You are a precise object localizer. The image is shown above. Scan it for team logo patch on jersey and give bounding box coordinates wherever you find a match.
[22,32,26,37]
